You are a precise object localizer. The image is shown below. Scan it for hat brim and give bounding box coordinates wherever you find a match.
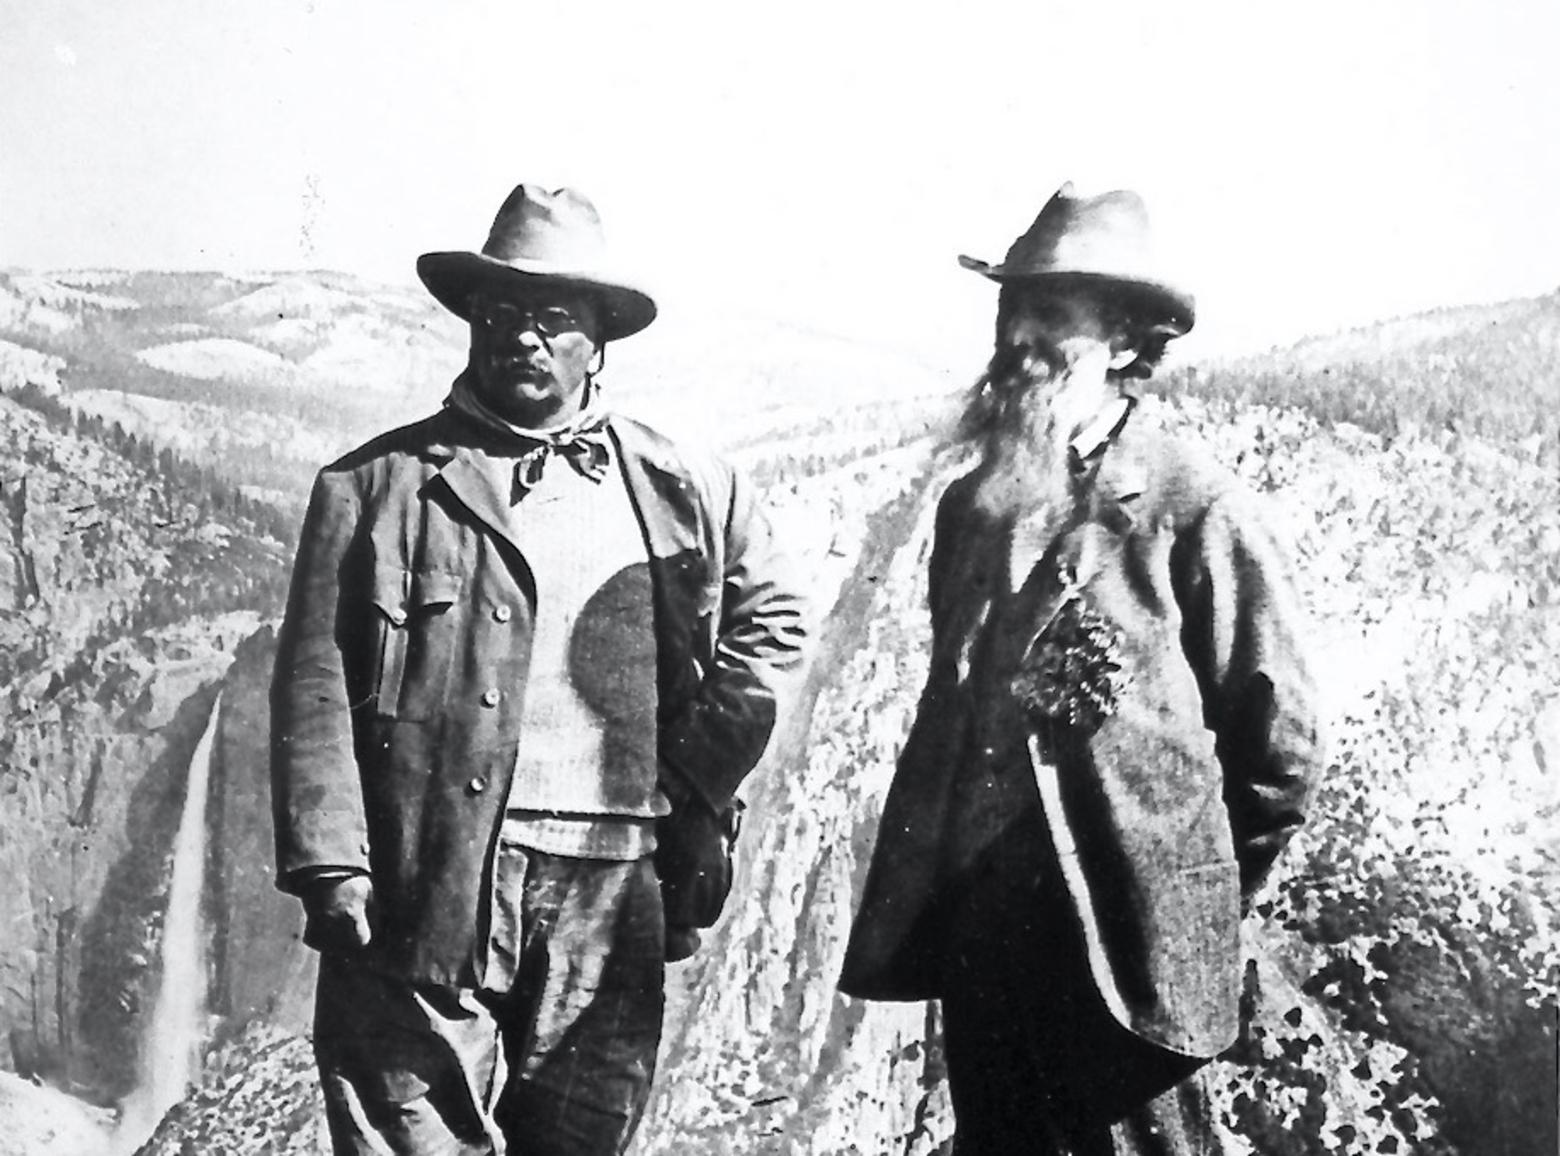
[958,257,1194,337]
[417,251,657,342]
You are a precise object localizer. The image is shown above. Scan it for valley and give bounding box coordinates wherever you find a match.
[0,270,1554,1155]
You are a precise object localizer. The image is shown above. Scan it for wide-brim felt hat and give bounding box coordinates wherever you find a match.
[959,183,1195,336]
[418,184,657,342]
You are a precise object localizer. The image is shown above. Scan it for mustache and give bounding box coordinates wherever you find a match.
[484,348,550,371]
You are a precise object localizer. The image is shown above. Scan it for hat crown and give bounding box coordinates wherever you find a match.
[959,182,1195,334]
[417,181,657,340]
[1002,183,1160,281]
[483,184,609,270]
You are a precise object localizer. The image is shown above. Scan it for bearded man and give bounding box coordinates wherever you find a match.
[271,184,809,1155]
[840,185,1324,1154]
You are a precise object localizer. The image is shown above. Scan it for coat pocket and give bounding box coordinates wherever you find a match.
[371,566,464,720]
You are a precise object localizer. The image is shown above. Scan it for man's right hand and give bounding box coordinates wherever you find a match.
[300,874,375,954]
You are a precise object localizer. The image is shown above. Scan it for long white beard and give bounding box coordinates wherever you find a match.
[961,348,1089,526]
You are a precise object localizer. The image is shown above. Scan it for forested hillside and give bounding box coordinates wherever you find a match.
[0,268,956,504]
[1155,290,1560,452]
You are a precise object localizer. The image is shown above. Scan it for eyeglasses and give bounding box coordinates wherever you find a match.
[471,298,591,339]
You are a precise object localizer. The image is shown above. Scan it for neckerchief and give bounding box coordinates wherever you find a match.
[445,372,612,495]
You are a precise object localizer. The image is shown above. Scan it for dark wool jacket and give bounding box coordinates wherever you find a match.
[270,408,809,985]
[839,424,1324,1059]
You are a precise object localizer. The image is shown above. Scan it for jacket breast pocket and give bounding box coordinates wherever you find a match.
[371,566,464,721]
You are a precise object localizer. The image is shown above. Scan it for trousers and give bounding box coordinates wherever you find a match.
[940,809,1235,1156]
[314,848,665,1156]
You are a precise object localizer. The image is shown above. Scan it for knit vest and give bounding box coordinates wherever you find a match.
[501,449,665,859]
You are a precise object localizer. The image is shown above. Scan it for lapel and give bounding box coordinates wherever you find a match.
[424,440,529,560]
[608,416,706,563]
[607,415,716,699]
[1094,443,1149,533]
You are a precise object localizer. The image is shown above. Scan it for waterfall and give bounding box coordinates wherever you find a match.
[115,693,221,1153]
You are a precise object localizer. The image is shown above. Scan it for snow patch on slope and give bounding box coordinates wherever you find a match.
[0,339,66,394]
[135,338,291,381]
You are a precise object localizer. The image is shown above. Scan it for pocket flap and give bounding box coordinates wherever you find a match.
[411,569,463,609]
[371,566,411,625]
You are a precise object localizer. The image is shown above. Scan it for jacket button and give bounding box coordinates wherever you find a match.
[481,688,501,707]
[493,605,512,623]
[468,777,487,794]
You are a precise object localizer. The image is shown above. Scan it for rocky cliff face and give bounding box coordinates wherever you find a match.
[637,446,952,1154]
[207,627,318,1039]
[0,386,290,1106]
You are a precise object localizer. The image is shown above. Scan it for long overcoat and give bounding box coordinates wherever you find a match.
[839,424,1324,1059]
[270,409,808,986]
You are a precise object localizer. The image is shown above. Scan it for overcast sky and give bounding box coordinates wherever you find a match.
[2,0,1556,367]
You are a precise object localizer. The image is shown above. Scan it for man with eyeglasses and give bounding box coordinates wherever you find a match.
[841,185,1324,1153]
[271,183,810,1155]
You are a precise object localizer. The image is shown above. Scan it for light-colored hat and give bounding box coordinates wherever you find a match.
[959,183,1194,335]
[417,184,656,342]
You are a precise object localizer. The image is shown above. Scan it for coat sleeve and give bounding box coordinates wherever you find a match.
[1174,486,1325,897]
[270,467,372,893]
[660,464,812,812]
